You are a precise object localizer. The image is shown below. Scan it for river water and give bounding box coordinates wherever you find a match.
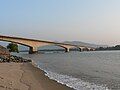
[17,51,120,90]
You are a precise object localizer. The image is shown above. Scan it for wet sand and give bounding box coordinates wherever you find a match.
[0,62,73,90]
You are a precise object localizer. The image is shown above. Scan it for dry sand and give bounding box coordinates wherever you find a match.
[0,62,73,90]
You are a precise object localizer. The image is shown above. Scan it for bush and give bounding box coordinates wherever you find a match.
[7,43,19,53]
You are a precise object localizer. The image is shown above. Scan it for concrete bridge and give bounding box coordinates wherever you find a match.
[0,35,95,54]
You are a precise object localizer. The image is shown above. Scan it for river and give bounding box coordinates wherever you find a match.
[15,51,120,90]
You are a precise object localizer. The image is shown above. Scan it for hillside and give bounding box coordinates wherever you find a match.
[0,45,10,56]
[0,45,10,58]
[64,41,108,48]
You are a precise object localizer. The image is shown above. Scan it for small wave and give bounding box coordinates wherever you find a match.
[45,71,110,90]
[32,61,110,90]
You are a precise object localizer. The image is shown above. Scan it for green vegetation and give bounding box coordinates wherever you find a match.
[7,43,19,53]
[96,45,120,51]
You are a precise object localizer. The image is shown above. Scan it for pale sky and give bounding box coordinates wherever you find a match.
[0,0,120,45]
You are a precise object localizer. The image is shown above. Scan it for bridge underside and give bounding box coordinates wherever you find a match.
[29,47,38,54]
[19,45,95,54]
[0,35,95,54]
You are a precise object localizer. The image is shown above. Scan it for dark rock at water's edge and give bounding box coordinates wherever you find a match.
[0,55,32,63]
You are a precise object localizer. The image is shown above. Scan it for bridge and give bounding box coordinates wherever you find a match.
[0,35,95,54]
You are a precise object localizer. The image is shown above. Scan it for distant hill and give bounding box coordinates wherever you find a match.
[63,41,108,48]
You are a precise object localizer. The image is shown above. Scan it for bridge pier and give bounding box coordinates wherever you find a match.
[78,47,84,52]
[77,48,82,52]
[65,48,70,52]
[29,47,38,54]
[81,49,84,52]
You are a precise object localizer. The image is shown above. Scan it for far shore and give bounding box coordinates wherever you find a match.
[0,62,73,90]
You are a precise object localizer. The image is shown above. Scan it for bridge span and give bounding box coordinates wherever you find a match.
[0,35,95,54]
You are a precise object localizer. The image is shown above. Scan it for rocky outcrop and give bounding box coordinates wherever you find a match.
[0,45,10,59]
[0,55,32,63]
[0,45,31,63]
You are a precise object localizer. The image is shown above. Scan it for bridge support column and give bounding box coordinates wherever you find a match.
[78,48,82,52]
[81,48,84,52]
[88,48,91,51]
[65,48,70,52]
[29,47,38,54]
[78,47,84,52]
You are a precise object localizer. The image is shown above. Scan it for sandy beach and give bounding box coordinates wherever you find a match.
[0,62,73,90]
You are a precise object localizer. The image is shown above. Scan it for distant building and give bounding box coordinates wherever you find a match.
[0,45,10,58]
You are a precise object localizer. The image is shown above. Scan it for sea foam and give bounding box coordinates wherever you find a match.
[33,61,110,90]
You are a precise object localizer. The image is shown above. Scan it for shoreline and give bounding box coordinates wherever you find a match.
[0,62,73,90]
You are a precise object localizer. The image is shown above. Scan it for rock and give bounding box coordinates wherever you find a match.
[0,45,10,59]
[0,55,32,63]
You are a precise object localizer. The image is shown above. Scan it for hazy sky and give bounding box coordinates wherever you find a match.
[0,0,120,45]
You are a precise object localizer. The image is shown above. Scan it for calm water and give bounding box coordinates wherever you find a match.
[17,51,120,90]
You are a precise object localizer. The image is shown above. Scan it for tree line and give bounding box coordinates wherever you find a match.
[96,45,120,51]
